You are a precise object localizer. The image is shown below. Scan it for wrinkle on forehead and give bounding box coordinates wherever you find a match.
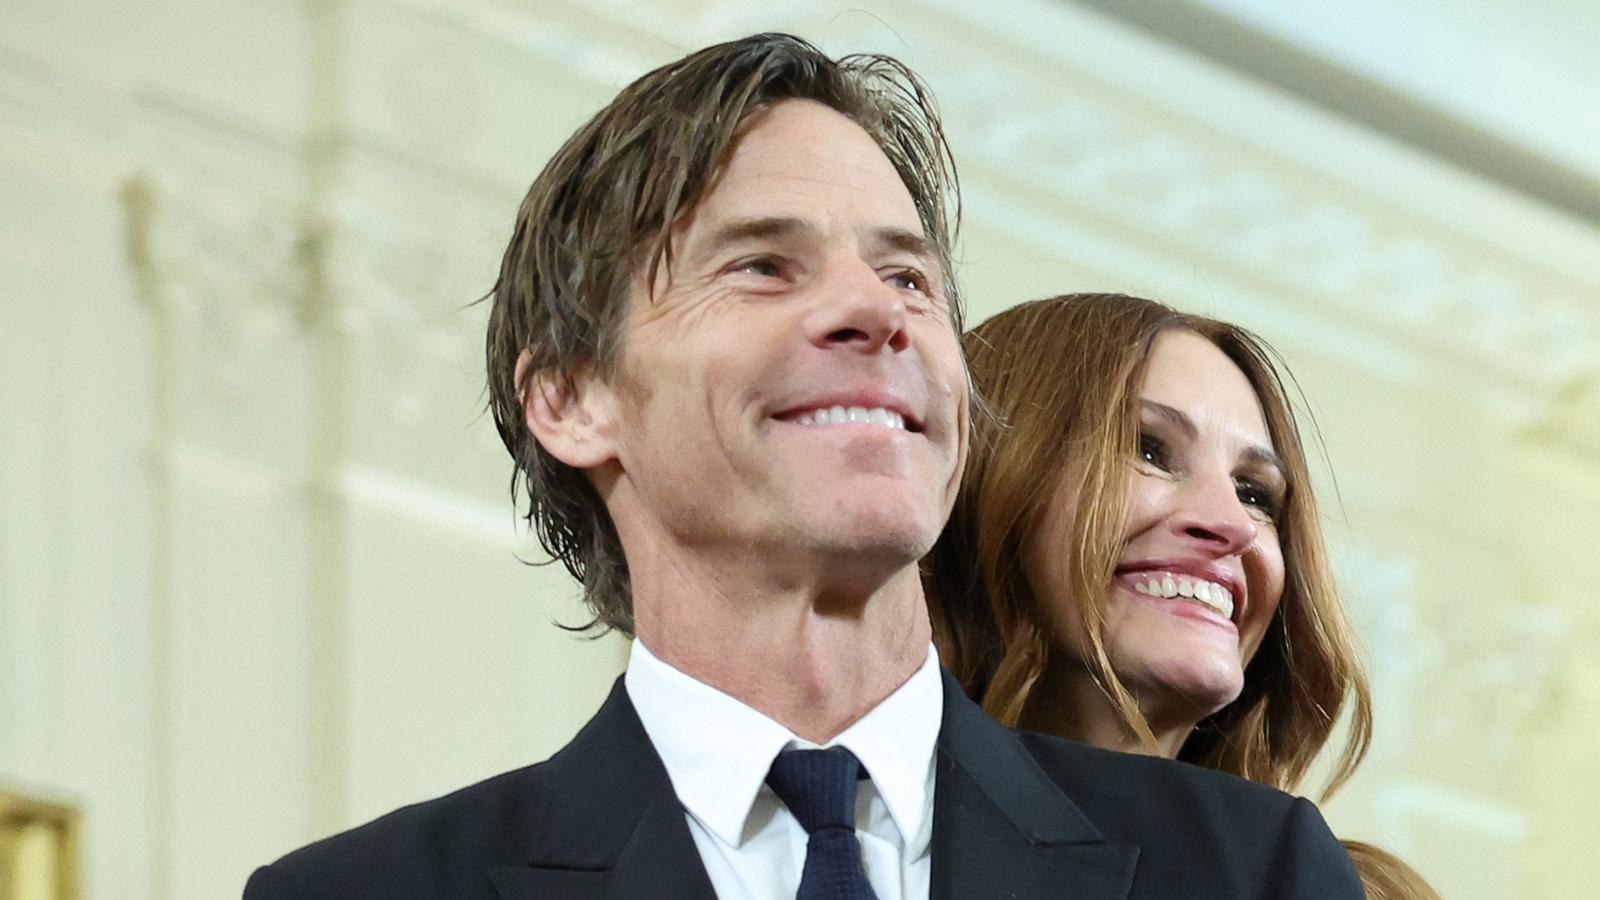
[692,100,923,236]
[642,98,932,310]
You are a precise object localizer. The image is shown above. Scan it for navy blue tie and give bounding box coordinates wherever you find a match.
[765,747,879,900]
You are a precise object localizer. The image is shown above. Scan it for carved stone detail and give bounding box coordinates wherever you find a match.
[450,0,1600,404]
[325,197,491,430]
[945,78,1596,394]
[124,173,313,403]
[1343,548,1567,775]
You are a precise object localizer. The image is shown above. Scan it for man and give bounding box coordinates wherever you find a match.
[245,33,1362,899]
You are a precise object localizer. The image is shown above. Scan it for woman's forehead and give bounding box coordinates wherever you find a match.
[1139,331,1273,450]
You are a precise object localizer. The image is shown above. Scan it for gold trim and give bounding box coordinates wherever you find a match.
[0,789,80,900]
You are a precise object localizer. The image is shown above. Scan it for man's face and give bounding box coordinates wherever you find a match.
[593,99,968,588]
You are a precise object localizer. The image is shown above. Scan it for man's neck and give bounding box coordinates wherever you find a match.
[631,561,932,744]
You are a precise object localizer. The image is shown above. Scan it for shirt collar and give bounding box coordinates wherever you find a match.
[625,638,943,849]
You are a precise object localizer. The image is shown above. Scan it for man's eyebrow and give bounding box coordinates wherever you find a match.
[700,219,933,253]
[1139,399,1285,477]
[695,216,813,257]
[867,226,935,262]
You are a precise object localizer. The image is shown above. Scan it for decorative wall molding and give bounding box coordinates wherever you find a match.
[910,2,1600,393]
[327,196,492,431]
[0,41,125,148]
[359,0,1600,427]
[1333,543,1559,882]
[124,172,313,405]
[340,463,520,547]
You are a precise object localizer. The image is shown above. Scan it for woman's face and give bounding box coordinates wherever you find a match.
[1030,330,1288,724]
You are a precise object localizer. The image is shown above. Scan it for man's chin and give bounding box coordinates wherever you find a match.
[806,500,942,556]
[800,546,928,606]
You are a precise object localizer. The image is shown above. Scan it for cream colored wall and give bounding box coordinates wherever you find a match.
[2,1,1596,898]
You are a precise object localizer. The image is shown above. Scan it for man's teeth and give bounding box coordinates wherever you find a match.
[793,406,906,430]
[1133,573,1236,620]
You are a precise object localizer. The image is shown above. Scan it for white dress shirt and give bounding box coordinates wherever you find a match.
[625,638,942,900]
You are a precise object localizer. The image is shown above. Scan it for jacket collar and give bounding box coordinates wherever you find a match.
[486,677,717,899]
[930,669,1139,900]
[625,638,943,851]
[488,670,1138,899]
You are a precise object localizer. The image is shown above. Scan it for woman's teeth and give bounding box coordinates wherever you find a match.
[792,406,906,430]
[1132,573,1235,620]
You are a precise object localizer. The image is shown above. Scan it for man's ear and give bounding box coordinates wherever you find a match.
[516,350,618,470]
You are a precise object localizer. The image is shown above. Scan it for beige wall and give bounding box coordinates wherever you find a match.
[3,1,1596,898]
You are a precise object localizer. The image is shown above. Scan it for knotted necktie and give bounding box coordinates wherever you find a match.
[765,747,880,900]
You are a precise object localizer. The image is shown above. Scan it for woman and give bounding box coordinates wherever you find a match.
[926,292,1437,900]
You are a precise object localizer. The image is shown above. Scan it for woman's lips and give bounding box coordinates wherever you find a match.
[1115,569,1237,623]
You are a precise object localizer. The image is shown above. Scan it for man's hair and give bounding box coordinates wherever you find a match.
[485,33,961,635]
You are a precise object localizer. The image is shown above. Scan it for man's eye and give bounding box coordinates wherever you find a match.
[886,268,928,293]
[733,257,783,278]
[1137,432,1169,469]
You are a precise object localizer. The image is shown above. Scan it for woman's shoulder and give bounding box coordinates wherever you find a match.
[1010,727,1313,833]
[1008,728,1360,895]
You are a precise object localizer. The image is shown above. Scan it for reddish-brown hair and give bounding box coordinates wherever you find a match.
[927,292,1367,788]
[926,292,1437,898]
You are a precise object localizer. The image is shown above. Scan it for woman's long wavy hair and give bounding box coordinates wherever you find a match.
[929,292,1369,790]
[926,293,1438,899]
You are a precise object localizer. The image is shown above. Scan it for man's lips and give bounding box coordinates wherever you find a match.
[771,391,923,432]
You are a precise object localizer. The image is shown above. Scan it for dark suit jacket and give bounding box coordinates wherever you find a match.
[245,671,1362,898]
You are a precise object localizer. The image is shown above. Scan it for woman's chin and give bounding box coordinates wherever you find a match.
[1132,658,1245,723]
[1103,611,1247,723]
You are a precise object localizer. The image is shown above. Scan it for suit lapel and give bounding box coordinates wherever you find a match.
[485,670,1136,899]
[486,677,717,900]
[931,671,1139,900]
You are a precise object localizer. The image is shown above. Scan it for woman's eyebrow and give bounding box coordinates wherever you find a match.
[1140,399,1196,439]
[1141,399,1285,478]
[1239,445,1286,481]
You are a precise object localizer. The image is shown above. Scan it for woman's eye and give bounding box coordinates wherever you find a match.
[1235,479,1280,519]
[1137,432,1169,469]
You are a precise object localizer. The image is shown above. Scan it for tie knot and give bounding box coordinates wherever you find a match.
[765,747,863,835]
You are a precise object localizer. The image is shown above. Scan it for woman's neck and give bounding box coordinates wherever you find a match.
[1018,663,1194,759]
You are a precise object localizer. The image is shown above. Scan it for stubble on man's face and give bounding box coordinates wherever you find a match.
[598,99,969,595]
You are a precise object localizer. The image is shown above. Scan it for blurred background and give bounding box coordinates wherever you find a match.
[3,0,1597,897]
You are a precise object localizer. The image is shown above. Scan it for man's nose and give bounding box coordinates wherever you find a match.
[806,260,910,354]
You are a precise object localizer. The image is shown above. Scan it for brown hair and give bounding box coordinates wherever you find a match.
[486,33,960,635]
[927,292,1366,787]
[926,292,1437,898]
